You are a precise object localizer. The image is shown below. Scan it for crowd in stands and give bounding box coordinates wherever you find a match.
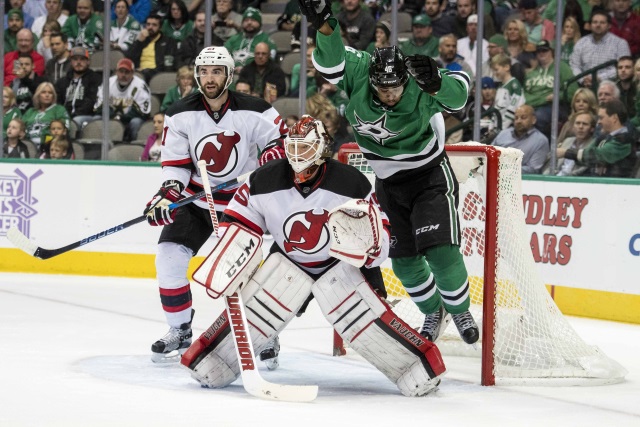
[2,0,639,176]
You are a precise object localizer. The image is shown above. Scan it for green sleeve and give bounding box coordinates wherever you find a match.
[161,86,179,112]
[432,70,470,111]
[582,137,632,165]
[290,63,300,94]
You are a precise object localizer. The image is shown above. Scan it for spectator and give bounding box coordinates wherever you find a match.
[5,0,34,29]
[492,104,550,174]
[55,46,102,129]
[491,53,526,129]
[435,33,474,81]
[542,0,591,35]
[570,11,631,88]
[160,65,198,112]
[4,9,28,53]
[141,111,164,162]
[276,0,300,31]
[289,44,317,97]
[560,15,581,64]
[610,0,640,57]
[316,75,349,117]
[615,56,636,118]
[482,34,526,85]
[524,40,578,136]
[504,18,536,71]
[12,53,48,114]
[597,80,620,105]
[45,32,71,83]
[224,7,276,72]
[94,58,151,142]
[399,14,439,58]
[110,0,151,24]
[557,87,598,143]
[518,0,555,44]
[234,79,255,96]
[43,136,72,159]
[462,76,499,144]
[39,117,74,157]
[3,118,31,158]
[456,14,488,76]
[4,29,45,86]
[238,42,287,103]
[23,0,47,19]
[547,111,596,176]
[422,0,456,38]
[149,0,171,19]
[31,0,67,39]
[127,14,179,82]
[453,0,495,40]
[22,81,70,147]
[36,19,61,62]
[212,0,242,43]
[179,9,224,67]
[61,0,104,53]
[111,0,142,53]
[161,0,193,49]
[365,20,391,54]
[558,99,637,177]
[3,87,22,139]
[336,0,375,51]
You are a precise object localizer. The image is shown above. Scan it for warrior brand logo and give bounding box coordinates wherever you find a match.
[353,112,401,145]
[416,224,440,235]
[227,293,255,371]
[203,314,228,340]
[225,238,257,278]
[0,169,42,237]
[196,131,242,178]
[389,318,426,347]
[283,209,330,254]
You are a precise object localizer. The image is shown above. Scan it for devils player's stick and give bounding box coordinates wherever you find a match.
[197,160,318,403]
[6,173,251,260]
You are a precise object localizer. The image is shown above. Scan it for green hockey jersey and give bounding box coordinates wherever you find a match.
[62,14,104,53]
[22,104,70,145]
[313,19,470,181]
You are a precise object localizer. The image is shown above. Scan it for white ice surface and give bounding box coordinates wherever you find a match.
[1,273,639,427]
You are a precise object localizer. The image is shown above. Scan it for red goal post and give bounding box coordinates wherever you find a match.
[335,142,627,386]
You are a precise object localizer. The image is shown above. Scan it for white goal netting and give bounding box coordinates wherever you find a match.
[338,142,627,386]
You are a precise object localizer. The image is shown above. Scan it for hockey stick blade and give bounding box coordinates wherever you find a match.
[226,293,318,403]
[6,173,251,260]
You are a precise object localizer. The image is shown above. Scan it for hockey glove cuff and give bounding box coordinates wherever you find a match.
[145,180,185,226]
[259,139,286,166]
[405,55,442,94]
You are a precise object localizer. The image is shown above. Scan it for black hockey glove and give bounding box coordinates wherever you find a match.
[144,180,185,226]
[298,0,333,30]
[405,55,442,94]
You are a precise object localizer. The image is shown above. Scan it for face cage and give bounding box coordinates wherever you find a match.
[285,137,326,174]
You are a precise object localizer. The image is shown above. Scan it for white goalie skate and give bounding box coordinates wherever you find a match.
[259,336,280,371]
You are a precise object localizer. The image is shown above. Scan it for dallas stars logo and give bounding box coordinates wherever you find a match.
[353,113,400,145]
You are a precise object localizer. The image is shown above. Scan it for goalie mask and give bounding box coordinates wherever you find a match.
[194,46,235,99]
[285,115,333,183]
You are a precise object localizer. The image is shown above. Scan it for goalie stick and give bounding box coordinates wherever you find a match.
[6,173,251,260]
[196,160,318,403]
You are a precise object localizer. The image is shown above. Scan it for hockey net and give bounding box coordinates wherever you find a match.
[336,142,627,386]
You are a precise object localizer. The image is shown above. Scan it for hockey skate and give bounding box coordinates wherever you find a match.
[451,310,480,345]
[419,305,452,342]
[151,310,194,363]
[259,336,280,371]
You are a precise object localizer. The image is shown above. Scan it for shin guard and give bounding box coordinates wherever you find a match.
[312,262,446,397]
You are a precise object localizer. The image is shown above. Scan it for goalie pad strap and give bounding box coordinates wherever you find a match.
[181,253,314,388]
[312,262,446,396]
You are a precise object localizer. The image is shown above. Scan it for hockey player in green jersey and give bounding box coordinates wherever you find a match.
[298,0,479,345]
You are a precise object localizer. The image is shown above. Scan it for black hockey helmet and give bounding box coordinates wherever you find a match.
[369,46,409,90]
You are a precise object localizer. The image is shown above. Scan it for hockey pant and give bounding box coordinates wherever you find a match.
[313,262,446,397]
[181,252,314,388]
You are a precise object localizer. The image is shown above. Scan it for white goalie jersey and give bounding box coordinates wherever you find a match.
[161,91,287,210]
[223,159,390,275]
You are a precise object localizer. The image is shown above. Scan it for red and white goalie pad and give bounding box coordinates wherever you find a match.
[192,223,263,299]
[328,199,386,268]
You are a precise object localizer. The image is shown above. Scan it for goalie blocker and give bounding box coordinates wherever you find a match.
[183,231,445,396]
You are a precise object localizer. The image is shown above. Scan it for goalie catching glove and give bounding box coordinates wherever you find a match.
[328,199,389,268]
[298,0,333,30]
[144,180,185,226]
[405,55,442,94]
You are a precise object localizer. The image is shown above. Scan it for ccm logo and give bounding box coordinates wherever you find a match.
[226,239,257,278]
[416,224,440,235]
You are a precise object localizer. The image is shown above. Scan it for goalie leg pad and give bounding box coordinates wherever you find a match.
[313,262,446,397]
[181,253,314,388]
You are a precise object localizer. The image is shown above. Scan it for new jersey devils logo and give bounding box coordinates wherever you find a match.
[196,131,241,178]
[283,209,330,254]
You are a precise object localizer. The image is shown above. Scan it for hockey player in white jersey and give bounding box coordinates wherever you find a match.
[180,115,446,396]
[143,46,288,363]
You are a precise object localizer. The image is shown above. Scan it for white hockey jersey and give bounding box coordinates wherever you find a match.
[95,75,152,117]
[223,159,390,275]
[161,91,287,209]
